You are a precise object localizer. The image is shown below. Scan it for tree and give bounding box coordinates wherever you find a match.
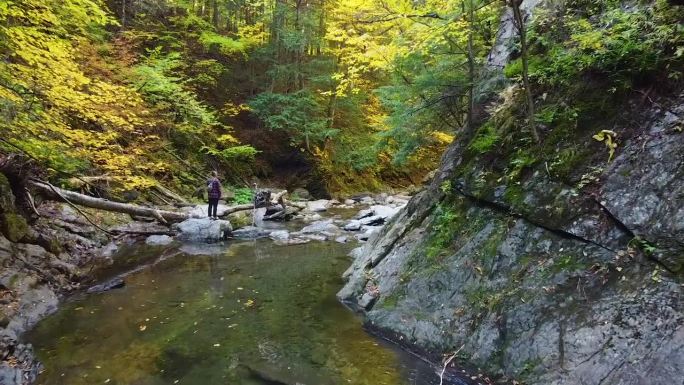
[507,0,540,142]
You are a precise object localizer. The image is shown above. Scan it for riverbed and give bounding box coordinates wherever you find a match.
[26,239,447,385]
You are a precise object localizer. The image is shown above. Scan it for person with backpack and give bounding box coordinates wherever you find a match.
[207,171,222,219]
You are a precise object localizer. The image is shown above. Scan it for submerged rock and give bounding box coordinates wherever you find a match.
[173,218,232,242]
[231,226,271,240]
[87,277,125,293]
[273,238,310,246]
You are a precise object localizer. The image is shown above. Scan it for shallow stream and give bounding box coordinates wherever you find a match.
[27,239,446,385]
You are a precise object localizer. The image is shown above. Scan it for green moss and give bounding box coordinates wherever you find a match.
[425,202,464,262]
[549,146,588,180]
[468,122,501,154]
[550,255,588,275]
[379,289,406,309]
[0,174,14,212]
[1,213,29,242]
[503,184,526,210]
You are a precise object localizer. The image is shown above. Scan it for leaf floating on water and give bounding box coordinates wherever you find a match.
[228,323,238,328]
[75,307,83,311]
[244,299,255,308]
[139,324,147,331]
[213,343,220,347]
[104,379,110,384]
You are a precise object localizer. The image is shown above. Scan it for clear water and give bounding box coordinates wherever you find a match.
[27,240,445,385]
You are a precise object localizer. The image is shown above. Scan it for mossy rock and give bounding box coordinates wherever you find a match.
[0,173,15,213]
[0,308,10,328]
[228,211,252,229]
[1,213,29,242]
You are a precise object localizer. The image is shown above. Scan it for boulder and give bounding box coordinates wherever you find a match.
[302,213,323,222]
[360,196,375,205]
[292,188,312,201]
[344,220,362,231]
[369,205,401,220]
[173,218,232,242]
[300,219,340,234]
[268,230,290,241]
[358,292,377,310]
[359,215,385,226]
[145,235,174,246]
[335,236,349,244]
[305,199,332,212]
[354,209,374,220]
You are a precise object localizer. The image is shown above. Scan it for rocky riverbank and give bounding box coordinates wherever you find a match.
[0,167,414,385]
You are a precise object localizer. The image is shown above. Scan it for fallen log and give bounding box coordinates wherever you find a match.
[218,190,304,218]
[30,180,191,224]
[30,176,302,225]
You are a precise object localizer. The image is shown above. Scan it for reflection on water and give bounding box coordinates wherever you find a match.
[28,240,444,385]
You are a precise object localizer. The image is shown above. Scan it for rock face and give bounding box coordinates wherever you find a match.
[338,53,684,385]
[173,218,232,242]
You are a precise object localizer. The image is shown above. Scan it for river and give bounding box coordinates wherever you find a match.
[26,237,449,385]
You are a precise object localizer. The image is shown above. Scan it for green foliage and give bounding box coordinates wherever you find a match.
[249,91,337,149]
[133,49,219,132]
[199,32,247,56]
[524,1,684,88]
[469,122,501,153]
[202,145,259,162]
[425,203,462,261]
[231,187,254,205]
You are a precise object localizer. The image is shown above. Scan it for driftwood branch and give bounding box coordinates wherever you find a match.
[30,180,191,224]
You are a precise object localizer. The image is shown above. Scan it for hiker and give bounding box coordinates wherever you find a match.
[207,171,222,219]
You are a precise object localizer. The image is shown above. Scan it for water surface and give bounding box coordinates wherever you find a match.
[28,240,444,385]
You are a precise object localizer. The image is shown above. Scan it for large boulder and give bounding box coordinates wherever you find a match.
[173,218,232,242]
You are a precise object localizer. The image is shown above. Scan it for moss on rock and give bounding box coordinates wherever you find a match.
[1,213,29,242]
[0,173,15,213]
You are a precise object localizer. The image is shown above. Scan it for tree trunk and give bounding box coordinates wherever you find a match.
[466,0,475,132]
[510,1,540,142]
[30,181,191,224]
[121,0,127,29]
[212,0,219,27]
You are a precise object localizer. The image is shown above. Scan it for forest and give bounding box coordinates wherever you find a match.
[2,0,681,197]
